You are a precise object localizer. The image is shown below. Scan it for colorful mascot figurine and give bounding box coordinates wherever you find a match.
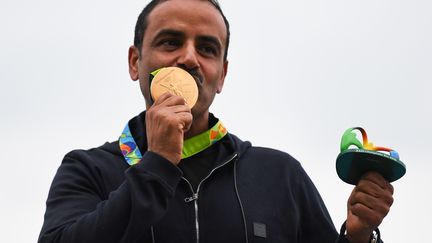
[336,127,406,185]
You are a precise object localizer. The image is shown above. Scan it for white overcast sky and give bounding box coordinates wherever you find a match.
[1,0,431,242]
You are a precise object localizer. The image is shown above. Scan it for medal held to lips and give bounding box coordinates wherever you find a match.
[149,67,199,108]
[336,127,406,185]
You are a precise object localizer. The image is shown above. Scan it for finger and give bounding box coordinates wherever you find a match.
[350,202,384,229]
[176,111,193,131]
[350,189,393,212]
[360,172,394,194]
[153,92,186,107]
[166,104,192,114]
[356,179,392,200]
[152,92,173,105]
[356,180,381,197]
[351,179,394,209]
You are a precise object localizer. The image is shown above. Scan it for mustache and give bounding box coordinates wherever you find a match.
[184,68,204,85]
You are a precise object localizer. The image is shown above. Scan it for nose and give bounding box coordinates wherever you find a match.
[176,41,199,70]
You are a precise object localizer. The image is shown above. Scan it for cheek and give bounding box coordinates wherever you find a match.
[147,52,177,69]
[136,65,152,103]
[199,85,218,103]
[139,77,151,101]
[210,71,224,93]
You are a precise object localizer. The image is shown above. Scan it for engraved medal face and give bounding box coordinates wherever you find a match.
[150,67,199,108]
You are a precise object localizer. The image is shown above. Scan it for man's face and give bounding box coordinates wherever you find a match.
[129,0,228,119]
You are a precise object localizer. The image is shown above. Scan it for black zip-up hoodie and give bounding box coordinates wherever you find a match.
[39,112,378,243]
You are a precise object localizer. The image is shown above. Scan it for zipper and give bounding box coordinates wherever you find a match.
[234,159,248,243]
[150,226,155,243]
[182,153,238,243]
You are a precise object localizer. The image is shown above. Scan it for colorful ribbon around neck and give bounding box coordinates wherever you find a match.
[119,125,143,166]
[119,121,228,166]
[340,127,400,160]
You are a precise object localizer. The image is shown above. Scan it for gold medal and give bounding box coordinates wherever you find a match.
[150,67,199,108]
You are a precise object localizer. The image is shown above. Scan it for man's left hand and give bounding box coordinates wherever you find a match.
[346,171,394,243]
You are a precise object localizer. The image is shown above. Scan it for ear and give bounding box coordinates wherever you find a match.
[128,45,140,81]
[217,60,228,94]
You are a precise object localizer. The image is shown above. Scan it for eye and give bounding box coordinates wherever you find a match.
[198,44,218,57]
[158,39,181,50]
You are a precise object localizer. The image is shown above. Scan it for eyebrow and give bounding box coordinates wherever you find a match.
[152,29,185,41]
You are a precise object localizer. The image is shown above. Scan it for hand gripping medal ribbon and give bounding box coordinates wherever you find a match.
[149,67,199,108]
[336,127,406,185]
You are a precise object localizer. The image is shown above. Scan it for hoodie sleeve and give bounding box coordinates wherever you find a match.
[38,150,182,243]
[292,163,340,242]
[293,164,384,243]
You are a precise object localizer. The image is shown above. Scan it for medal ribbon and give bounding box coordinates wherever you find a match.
[119,121,228,165]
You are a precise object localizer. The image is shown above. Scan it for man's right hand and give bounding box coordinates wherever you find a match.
[145,92,193,165]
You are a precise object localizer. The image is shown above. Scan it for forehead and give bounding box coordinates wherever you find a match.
[144,0,227,44]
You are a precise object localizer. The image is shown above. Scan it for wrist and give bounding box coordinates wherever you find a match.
[346,233,371,243]
[339,221,380,243]
[147,148,181,165]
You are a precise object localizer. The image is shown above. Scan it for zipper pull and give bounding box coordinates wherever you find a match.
[184,193,198,203]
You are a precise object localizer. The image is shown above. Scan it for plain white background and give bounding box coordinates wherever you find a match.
[1,0,431,242]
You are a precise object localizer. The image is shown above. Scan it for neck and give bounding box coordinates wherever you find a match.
[184,111,209,139]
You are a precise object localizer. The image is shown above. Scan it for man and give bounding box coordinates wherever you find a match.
[39,0,394,242]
